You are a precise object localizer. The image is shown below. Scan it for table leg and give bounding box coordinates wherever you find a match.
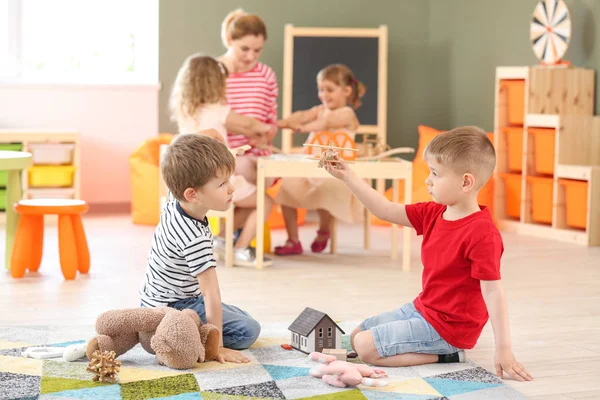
[255,160,265,269]
[5,170,22,270]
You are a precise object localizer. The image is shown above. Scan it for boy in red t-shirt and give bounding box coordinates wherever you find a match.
[325,126,532,381]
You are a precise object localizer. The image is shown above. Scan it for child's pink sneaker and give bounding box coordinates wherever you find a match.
[274,239,303,255]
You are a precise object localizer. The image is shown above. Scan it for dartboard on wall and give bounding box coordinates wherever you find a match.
[530,0,571,64]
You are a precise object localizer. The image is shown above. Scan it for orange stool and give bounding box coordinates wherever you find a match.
[10,199,90,280]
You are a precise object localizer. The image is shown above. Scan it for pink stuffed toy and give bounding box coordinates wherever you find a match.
[308,351,388,388]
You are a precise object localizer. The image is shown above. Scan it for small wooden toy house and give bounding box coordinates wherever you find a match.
[288,307,345,354]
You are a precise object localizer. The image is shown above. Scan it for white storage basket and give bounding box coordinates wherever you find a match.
[28,143,75,165]
[27,188,75,200]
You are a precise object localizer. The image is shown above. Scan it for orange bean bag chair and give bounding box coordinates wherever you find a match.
[372,125,494,226]
[130,133,174,225]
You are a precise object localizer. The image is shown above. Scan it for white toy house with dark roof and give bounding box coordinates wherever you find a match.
[288,307,345,354]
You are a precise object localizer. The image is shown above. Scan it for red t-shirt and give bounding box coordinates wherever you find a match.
[405,202,503,349]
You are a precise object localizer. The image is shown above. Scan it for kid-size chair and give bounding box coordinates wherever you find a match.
[10,199,90,280]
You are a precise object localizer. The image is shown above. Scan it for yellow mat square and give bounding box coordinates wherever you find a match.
[0,355,43,376]
[364,377,442,396]
[0,340,32,350]
[118,366,184,384]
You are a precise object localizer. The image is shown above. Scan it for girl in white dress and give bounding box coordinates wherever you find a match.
[275,64,366,255]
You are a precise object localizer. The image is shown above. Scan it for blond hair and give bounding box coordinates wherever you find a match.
[169,54,228,123]
[161,134,235,202]
[317,64,367,109]
[424,126,496,189]
[221,8,267,47]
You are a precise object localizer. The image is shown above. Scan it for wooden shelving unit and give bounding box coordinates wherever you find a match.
[0,129,81,214]
[493,66,599,246]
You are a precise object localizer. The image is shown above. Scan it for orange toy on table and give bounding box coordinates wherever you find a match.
[304,131,358,161]
[10,199,90,280]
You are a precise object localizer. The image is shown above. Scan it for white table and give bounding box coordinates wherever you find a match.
[255,155,413,270]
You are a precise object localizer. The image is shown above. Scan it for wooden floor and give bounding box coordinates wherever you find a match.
[1,213,599,399]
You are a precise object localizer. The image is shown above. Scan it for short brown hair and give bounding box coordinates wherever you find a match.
[221,8,267,47]
[169,54,228,123]
[161,134,235,201]
[317,64,366,109]
[424,126,496,189]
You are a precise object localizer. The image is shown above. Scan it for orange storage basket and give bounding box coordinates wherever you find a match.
[501,80,525,125]
[558,179,588,229]
[500,173,522,219]
[528,128,555,176]
[503,127,523,172]
[527,176,553,224]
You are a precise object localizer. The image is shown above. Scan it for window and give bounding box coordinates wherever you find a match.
[327,327,332,338]
[301,337,306,347]
[0,0,158,83]
[318,328,323,338]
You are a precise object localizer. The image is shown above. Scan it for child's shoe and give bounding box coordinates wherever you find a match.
[274,239,303,255]
[437,350,467,363]
[311,230,330,253]
[233,247,273,267]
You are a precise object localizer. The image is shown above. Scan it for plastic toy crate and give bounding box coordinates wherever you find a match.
[501,80,525,125]
[558,179,588,229]
[28,165,75,188]
[28,143,74,165]
[503,127,523,172]
[528,128,555,176]
[499,172,522,218]
[527,176,554,224]
[27,188,75,200]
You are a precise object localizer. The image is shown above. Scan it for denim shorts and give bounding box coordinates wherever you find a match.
[360,302,460,358]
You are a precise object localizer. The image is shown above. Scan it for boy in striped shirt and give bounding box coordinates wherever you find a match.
[140,133,260,363]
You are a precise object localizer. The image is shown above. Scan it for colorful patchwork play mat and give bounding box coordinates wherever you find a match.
[0,323,527,399]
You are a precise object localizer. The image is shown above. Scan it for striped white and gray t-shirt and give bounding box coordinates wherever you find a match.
[140,197,216,307]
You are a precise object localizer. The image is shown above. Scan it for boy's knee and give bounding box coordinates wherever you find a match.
[353,331,379,364]
[227,318,261,350]
[350,326,363,351]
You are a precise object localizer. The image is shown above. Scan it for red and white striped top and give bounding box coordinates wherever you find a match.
[225,62,278,156]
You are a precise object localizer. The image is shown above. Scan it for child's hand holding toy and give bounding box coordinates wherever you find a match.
[323,150,352,181]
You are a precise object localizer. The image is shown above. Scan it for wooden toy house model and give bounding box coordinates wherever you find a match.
[288,307,345,354]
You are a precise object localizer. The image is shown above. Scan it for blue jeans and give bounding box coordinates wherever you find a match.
[360,302,459,358]
[168,296,261,350]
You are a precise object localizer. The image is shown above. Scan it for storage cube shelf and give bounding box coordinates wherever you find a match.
[494,66,599,246]
[0,130,80,212]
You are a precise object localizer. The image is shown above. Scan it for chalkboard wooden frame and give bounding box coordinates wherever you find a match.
[281,25,388,153]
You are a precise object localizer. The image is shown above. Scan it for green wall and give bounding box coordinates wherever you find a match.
[159,0,599,157]
[428,0,600,130]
